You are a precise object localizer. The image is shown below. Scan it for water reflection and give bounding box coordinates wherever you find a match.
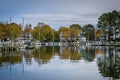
[97,47,120,80]
[32,47,54,65]
[79,46,95,62]
[0,46,119,80]
[0,51,22,67]
[59,46,82,61]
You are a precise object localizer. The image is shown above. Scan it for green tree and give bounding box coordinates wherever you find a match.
[97,10,120,41]
[82,24,94,40]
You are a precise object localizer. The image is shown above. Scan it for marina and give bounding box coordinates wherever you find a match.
[0,0,120,80]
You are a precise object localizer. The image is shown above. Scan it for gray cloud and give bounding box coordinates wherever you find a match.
[0,0,120,30]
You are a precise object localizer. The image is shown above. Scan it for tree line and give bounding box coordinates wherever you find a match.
[0,22,94,42]
[0,23,21,41]
[0,10,119,42]
[97,10,120,41]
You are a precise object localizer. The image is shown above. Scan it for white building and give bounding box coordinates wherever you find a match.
[78,34,86,41]
[60,33,66,42]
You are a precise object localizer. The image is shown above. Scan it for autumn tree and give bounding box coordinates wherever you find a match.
[31,26,45,41]
[58,26,70,41]
[31,24,54,42]
[69,24,82,41]
[96,30,105,40]
[0,23,5,39]
[41,25,54,41]
[6,23,22,40]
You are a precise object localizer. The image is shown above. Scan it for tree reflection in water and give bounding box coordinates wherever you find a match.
[80,46,95,62]
[97,47,120,80]
[0,46,119,80]
[32,46,54,65]
[0,51,22,67]
[58,46,82,62]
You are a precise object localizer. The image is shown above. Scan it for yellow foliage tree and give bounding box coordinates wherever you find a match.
[96,30,105,40]
[59,26,70,41]
[6,23,21,40]
[32,24,54,41]
[70,24,82,41]
[0,23,5,39]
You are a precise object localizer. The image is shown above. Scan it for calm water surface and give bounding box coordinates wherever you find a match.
[0,46,120,80]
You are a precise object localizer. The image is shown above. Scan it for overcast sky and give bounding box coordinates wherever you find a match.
[0,0,120,30]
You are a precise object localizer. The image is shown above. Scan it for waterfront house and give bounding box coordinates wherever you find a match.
[100,34,108,42]
[60,33,66,42]
[78,34,86,41]
[60,32,78,42]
